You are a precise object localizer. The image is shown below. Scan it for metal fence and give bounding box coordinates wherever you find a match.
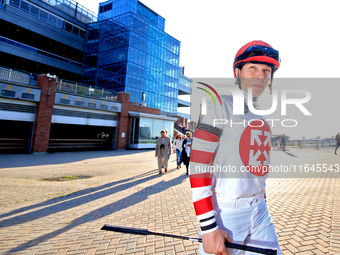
[0,67,38,86]
[56,80,117,100]
[273,140,337,150]
[0,36,82,68]
[41,0,98,23]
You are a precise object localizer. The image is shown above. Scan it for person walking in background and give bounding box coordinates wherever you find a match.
[335,132,340,155]
[280,134,286,151]
[182,132,192,175]
[173,133,183,169]
[163,129,171,167]
[155,130,171,174]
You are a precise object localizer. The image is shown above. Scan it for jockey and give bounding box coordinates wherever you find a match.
[189,40,282,255]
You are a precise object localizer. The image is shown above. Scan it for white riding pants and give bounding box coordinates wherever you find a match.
[199,193,282,255]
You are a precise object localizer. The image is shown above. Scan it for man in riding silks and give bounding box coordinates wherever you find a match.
[189,41,282,255]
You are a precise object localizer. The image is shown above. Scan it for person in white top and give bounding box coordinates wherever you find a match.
[189,40,282,255]
[173,133,183,169]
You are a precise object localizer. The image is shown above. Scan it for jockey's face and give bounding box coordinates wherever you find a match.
[236,63,272,98]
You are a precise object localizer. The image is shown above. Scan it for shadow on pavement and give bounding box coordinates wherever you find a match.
[0,169,156,220]
[0,150,153,169]
[0,169,163,228]
[2,172,187,254]
[272,148,298,157]
[284,151,298,157]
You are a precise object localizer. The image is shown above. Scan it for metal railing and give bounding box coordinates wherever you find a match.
[272,140,337,150]
[0,36,82,68]
[0,66,38,86]
[49,139,111,150]
[0,138,28,151]
[56,80,117,100]
[129,139,156,144]
[41,0,98,23]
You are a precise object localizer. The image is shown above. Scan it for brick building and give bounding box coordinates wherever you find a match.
[0,68,190,152]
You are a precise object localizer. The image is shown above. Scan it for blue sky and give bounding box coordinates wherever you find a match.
[78,0,340,78]
[77,0,340,138]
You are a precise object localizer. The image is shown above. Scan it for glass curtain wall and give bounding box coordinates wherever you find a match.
[131,117,174,145]
[83,19,129,90]
[7,0,86,38]
[83,12,180,115]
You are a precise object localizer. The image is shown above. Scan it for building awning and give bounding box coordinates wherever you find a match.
[129,111,177,121]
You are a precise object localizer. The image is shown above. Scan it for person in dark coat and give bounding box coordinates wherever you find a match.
[182,132,192,175]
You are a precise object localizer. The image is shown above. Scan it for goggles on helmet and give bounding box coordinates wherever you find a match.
[234,45,280,64]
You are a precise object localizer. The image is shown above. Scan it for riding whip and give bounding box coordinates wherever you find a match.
[101,224,277,255]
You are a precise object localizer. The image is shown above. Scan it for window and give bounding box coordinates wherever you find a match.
[111,106,118,111]
[20,1,30,13]
[103,3,112,12]
[39,10,48,22]
[72,26,79,36]
[9,0,20,8]
[74,101,84,107]
[30,5,39,17]
[139,118,152,141]
[65,22,72,32]
[1,90,15,97]
[79,29,86,38]
[100,3,112,13]
[21,93,34,100]
[60,98,70,104]
[8,0,86,40]
[56,18,64,29]
[48,14,57,26]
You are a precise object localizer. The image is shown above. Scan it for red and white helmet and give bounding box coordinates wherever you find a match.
[233,40,280,78]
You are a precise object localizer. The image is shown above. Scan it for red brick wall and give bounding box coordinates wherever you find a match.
[175,116,181,125]
[181,117,185,126]
[129,104,160,115]
[28,77,168,152]
[116,92,130,150]
[116,93,163,150]
[31,75,57,153]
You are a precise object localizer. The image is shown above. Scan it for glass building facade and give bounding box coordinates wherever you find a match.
[82,0,180,115]
[7,0,87,39]
[130,115,174,148]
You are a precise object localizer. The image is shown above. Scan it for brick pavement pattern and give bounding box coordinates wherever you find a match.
[0,147,339,255]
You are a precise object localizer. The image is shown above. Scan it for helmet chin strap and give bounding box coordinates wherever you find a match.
[268,71,274,94]
[236,69,242,90]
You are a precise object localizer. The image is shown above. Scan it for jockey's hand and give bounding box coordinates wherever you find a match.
[202,228,231,255]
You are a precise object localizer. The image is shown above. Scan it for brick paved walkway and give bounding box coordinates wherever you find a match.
[0,147,339,255]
